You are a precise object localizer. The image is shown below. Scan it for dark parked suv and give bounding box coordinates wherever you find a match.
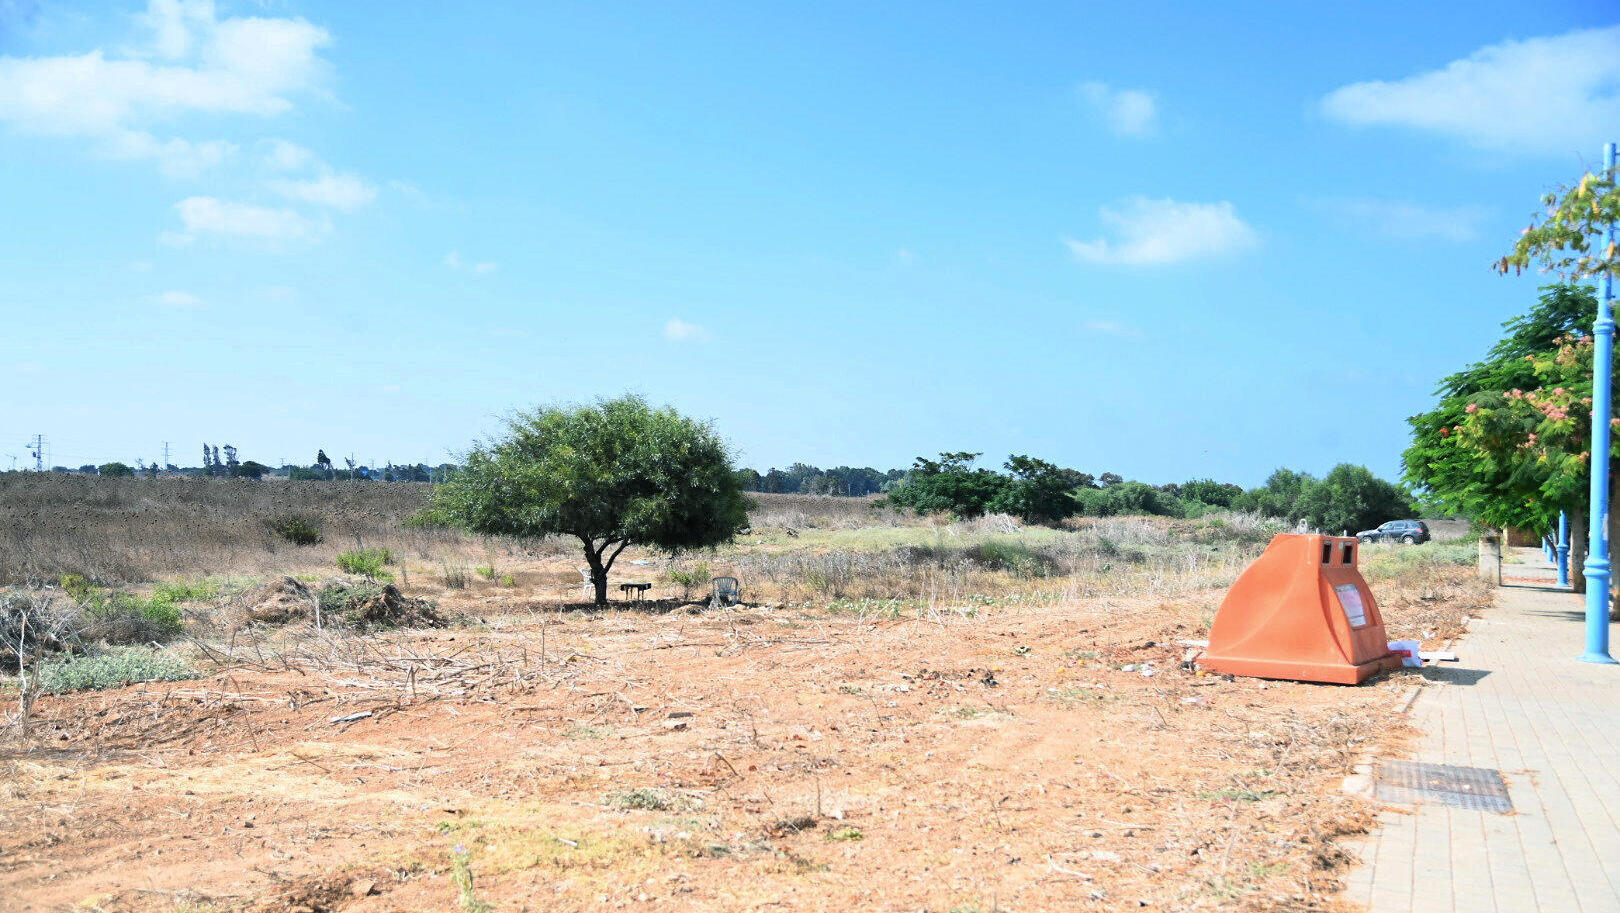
[1357,520,1430,545]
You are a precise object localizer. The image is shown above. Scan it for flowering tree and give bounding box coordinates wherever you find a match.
[1403,285,1611,589]
[1498,164,1620,281]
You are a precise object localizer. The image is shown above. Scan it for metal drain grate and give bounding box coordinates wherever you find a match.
[1373,760,1513,813]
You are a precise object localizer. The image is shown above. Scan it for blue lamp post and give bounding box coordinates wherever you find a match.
[1557,510,1570,588]
[1579,142,1619,664]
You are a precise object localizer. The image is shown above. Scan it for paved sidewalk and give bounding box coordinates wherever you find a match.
[1343,550,1620,912]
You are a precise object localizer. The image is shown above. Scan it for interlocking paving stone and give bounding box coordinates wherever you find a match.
[1343,552,1620,912]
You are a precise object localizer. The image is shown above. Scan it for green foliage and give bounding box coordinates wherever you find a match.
[1498,165,1620,281]
[336,547,395,580]
[58,573,93,600]
[665,561,712,600]
[450,846,492,913]
[97,462,135,477]
[1403,284,1607,528]
[988,455,1078,525]
[315,580,430,628]
[1175,479,1243,508]
[75,590,185,644]
[1071,481,1181,518]
[265,513,324,546]
[1236,465,1414,533]
[427,395,750,605]
[1295,464,1416,533]
[474,564,497,580]
[37,646,197,692]
[153,578,220,603]
[962,538,1058,577]
[236,460,269,480]
[884,452,1012,519]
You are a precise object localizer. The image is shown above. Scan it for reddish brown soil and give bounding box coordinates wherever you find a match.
[0,571,1487,913]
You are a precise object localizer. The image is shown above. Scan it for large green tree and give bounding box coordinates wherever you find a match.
[988,455,1077,525]
[1403,285,1602,535]
[427,396,749,605]
[884,452,1011,519]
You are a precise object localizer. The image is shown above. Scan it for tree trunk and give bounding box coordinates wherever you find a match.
[580,536,630,607]
[1570,507,1588,594]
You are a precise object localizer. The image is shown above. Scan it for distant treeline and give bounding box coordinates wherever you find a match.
[734,464,907,496]
[869,452,1415,533]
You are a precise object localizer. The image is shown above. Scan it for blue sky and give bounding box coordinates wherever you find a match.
[1,1,1617,484]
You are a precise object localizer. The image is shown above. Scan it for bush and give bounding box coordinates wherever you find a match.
[442,563,469,589]
[1072,482,1182,518]
[265,513,324,546]
[666,561,712,600]
[58,573,94,600]
[316,580,444,629]
[336,547,395,580]
[84,593,185,644]
[1,589,84,656]
[36,646,197,692]
[963,538,1058,578]
[153,578,221,603]
[474,564,497,580]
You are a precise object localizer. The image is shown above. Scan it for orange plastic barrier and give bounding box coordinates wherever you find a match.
[1199,534,1402,685]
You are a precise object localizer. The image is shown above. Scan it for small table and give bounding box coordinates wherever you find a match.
[618,582,652,603]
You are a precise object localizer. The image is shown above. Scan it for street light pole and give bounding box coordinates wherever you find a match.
[1579,141,1619,664]
[1557,510,1570,588]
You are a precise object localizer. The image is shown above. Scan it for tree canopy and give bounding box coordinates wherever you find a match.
[1498,163,1620,281]
[1403,284,1604,530]
[427,396,749,605]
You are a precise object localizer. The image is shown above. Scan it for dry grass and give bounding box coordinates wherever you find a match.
[0,482,1494,912]
[0,474,458,585]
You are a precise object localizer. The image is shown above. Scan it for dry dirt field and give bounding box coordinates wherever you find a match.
[0,486,1487,913]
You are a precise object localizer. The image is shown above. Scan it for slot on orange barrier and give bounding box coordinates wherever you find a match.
[1198,533,1402,685]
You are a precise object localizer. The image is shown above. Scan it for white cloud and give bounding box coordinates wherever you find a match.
[1064,197,1258,266]
[473,261,498,274]
[148,289,204,307]
[0,0,328,171]
[263,138,315,171]
[1319,198,1491,242]
[108,131,235,176]
[663,318,710,342]
[1321,26,1620,156]
[268,172,376,210]
[170,195,326,242]
[1078,81,1158,137]
[444,250,463,269]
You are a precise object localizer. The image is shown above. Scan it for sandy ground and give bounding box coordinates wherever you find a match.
[0,560,1486,913]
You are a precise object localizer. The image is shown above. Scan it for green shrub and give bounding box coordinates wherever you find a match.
[37,647,197,692]
[336,547,395,580]
[474,564,497,580]
[81,593,184,644]
[153,578,220,603]
[963,538,1058,578]
[665,561,711,600]
[499,573,517,587]
[316,580,443,629]
[265,513,324,546]
[58,573,93,600]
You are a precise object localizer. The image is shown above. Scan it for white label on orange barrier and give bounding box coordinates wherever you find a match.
[1335,585,1367,627]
